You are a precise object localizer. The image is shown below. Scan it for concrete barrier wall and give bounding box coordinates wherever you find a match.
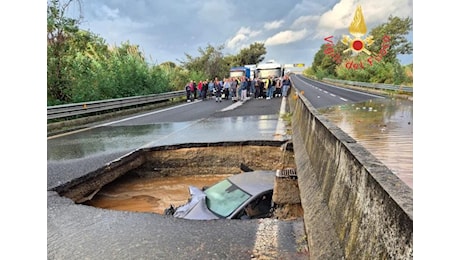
[288,87,413,260]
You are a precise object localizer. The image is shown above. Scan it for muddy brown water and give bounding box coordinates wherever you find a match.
[85,174,233,214]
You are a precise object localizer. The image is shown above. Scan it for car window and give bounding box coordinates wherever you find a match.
[205,179,250,218]
[238,191,273,219]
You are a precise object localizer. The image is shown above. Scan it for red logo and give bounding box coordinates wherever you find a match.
[323,5,390,70]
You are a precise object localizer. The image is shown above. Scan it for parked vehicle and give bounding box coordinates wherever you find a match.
[256,60,284,80]
[229,64,258,80]
[255,60,284,98]
[229,66,250,79]
[164,171,275,220]
[244,64,257,80]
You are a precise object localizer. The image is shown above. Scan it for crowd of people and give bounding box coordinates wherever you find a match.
[185,75,291,103]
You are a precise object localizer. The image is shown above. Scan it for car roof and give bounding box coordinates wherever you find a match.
[227,170,275,196]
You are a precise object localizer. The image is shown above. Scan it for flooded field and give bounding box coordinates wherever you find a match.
[318,97,413,188]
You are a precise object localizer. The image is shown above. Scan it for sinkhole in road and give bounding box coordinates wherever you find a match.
[54,140,303,220]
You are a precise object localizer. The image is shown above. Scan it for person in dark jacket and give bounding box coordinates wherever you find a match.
[281,75,291,97]
[185,81,192,102]
[192,80,197,100]
[214,77,223,102]
[202,79,208,100]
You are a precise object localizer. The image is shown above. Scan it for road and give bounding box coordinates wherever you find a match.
[47,78,382,191]
[290,74,384,108]
[48,95,313,259]
[47,79,383,259]
[47,97,286,190]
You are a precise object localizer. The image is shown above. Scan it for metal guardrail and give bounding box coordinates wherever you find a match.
[47,90,186,120]
[323,78,413,93]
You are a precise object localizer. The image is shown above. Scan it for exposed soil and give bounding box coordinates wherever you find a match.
[83,143,303,220]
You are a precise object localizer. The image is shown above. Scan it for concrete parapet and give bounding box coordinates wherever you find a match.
[289,87,413,259]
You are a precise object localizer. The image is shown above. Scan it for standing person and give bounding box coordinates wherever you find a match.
[208,79,214,99]
[202,79,208,100]
[188,80,195,101]
[281,75,292,97]
[254,77,261,99]
[234,77,240,100]
[260,79,265,98]
[223,78,231,100]
[248,77,254,98]
[240,76,248,101]
[214,77,223,102]
[274,77,282,97]
[185,81,192,102]
[266,76,274,100]
[197,80,203,100]
[263,77,269,98]
[230,77,238,102]
[192,80,197,100]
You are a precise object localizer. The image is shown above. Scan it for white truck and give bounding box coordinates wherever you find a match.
[255,60,284,81]
[256,60,284,97]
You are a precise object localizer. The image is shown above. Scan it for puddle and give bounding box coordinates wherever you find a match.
[84,174,232,214]
[47,123,191,160]
[318,98,413,188]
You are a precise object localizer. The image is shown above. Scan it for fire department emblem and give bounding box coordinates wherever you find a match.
[341,5,374,55]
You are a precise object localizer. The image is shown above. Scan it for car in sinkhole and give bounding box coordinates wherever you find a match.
[164,170,276,220]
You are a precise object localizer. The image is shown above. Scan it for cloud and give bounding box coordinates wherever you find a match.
[265,29,308,46]
[292,15,320,29]
[227,34,248,49]
[74,0,413,66]
[226,27,263,50]
[99,5,120,20]
[264,20,284,30]
[317,0,355,32]
[317,0,413,35]
[236,27,251,35]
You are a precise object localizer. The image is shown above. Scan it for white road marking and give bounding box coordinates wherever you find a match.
[101,101,200,126]
[252,219,280,258]
[220,100,244,111]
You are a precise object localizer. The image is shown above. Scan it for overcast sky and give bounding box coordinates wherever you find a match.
[68,0,413,67]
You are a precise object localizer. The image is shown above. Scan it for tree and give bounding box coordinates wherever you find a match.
[47,0,82,103]
[160,61,177,69]
[233,42,266,65]
[368,16,413,64]
[311,43,348,79]
[180,44,228,79]
[308,16,413,84]
[113,41,145,62]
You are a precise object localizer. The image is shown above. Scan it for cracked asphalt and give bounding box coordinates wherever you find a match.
[47,97,310,259]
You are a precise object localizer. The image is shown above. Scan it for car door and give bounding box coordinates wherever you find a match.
[234,191,273,219]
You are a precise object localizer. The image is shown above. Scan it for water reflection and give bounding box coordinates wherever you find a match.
[47,115,283,162]
[47,122,190,161]
[318,98,413,188]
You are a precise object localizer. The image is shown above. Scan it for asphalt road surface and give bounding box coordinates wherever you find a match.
[290,74,383,108]
[48,95,309,259]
